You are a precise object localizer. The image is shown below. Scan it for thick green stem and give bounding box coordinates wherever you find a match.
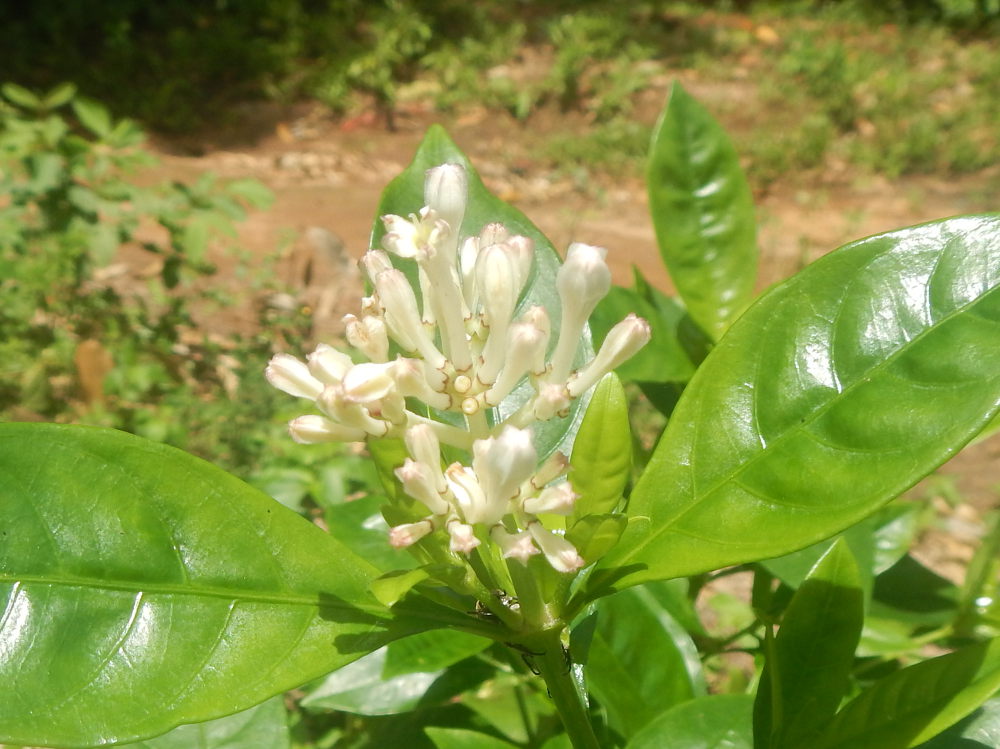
[530,628,601,749]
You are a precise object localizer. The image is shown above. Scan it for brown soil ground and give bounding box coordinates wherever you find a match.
[150,95,1000,582]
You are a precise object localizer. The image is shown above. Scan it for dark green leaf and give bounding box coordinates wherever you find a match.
[586,586,704,737]
[647,82,758,340]
[815,638,1000,749]
[116,696,289,749]
[0,423,460,747]
[371,125,592,460]
[570,373,631,517]
[627,694,754,749]
[425,727,518,748]
[592,215,1000,594]
[754,540,864,748]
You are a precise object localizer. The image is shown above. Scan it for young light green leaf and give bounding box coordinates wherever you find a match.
[370,125,592,459]
[586,585,705,738]
[0,423,464,747]
[648,82,758,340]
[42,82,77,110]
[72,96,113,137]
[115,696,289,749]
[567,514,627,564]
[754,539,864,749]
[815,638,1000,749]
[626,694,754,749]
[570,373,631,517]
[1,82,41,108]
[591,215,1000,594]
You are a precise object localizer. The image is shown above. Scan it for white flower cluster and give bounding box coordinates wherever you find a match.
[266,163,649,572]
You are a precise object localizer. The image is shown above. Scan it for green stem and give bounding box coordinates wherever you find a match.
[529,628,600,749]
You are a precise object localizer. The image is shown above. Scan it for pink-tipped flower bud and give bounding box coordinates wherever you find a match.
[550,243,612,381]
[360,249,394,283]
[405,424,447,492]
[389,519,434,549]
[484,315,550,405]
[447,519,480,554]
[528,523,585,573]
[265,353,323,400]
[522,482,578,516]
[532,382,571,421]
[490,526,540,564]
[344,314,389,363]
[394,458,451,515]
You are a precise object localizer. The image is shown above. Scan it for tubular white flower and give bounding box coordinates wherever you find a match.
[484,317,549,405]
[395,458,451,515]
[528,523,585,573]
[374,269,447,368]
[318,385,389,436]
[307,343,354,385]
[550,243,612,382]
[491,526,540,564]
[446,463,489,524]
[459,236,480,308]
[507,234,535,290]
[472,426,537,522]
[476,243,521,383]
[344,313,389,363]
[341,361,398,403]
[447,519,480,553]
[265,353,324,400]
[567,313,652,397]
[360,249,394,283]
[404,424,447,492]
[390,519,435,549]
[522,482,578,516]
[394,357,452,410]
[424,164,467,256]
[381,208,446,260]
[288,415,366,444]
[531,450,569,489]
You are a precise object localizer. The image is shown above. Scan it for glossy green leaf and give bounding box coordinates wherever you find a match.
[754,540,864,748]
[815,638,1000,749]
[371,125,591,459]
[371,568,431,607]
[461,672,555,744]
[425,727,518,749]
[566,513,627,564]
[626,694,754,749]
[117,696,289,749]
[586,585,704,737]
[384,629,490,677]
[647,81,758,340]
[592,215,1000,594]
[870,554,961,629]
[570,373,631,517]
[0,423,464,747]
[916,696,1000,748]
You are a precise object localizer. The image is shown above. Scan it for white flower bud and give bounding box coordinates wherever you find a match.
[341,361,398,403]
[532,382,571,421]
[360,249,394,283]
[478,222,508,247]
[389,519,434,548]
[394,458,451,515]
[476,243,521,382]
[404,424,447,492]
[307,343,353,385]
[490,526,540,564]
[507,234,535,289]
[265,353,323,400]
[344,314,389,363]
[550,243,612,381]
[374,269,446,368]
[287,415,366,444]
[522,482,578,516]
[318,385,389,436]
[447,519,480,554]
[393,357,452,410]
[459,236,480,307]
[424,164,468,245]
[567,313,651,397]
[528,523,585,573]
[531,450,569,489]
